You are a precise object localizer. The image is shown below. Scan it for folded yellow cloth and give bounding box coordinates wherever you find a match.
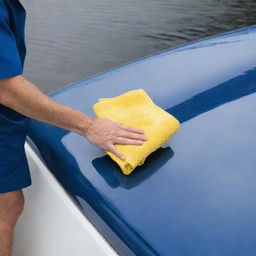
[92,89,180,175]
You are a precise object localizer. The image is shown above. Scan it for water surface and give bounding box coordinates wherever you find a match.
[22,0,256,93]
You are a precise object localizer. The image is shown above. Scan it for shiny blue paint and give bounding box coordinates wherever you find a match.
[28,25,256,256]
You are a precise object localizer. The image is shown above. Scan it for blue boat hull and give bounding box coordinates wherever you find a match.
[28,26,256,255]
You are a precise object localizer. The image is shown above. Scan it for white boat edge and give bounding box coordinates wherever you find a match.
[12,141,119,256]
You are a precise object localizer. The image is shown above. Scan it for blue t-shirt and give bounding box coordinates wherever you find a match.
[0,0,30,152]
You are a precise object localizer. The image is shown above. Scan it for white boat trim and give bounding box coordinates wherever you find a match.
[13,141,119,256]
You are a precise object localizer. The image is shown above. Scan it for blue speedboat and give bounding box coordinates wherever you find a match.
[13,26,256,256]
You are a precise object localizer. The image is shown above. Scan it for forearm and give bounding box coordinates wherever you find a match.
[0,75,93,136]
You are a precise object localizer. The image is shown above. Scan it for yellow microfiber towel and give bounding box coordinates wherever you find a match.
[92,89,180,175]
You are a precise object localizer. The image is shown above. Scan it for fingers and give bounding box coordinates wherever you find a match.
[116,130,147,141]
[107,143,126,160]
[114,137,145,145]
[117,122,145,134]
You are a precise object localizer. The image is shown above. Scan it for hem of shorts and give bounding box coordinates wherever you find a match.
[0,180,32,194]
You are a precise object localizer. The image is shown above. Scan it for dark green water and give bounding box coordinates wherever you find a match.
[22,0,256,93]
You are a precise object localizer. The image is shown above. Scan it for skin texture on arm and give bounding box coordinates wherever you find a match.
[0,75,148,160]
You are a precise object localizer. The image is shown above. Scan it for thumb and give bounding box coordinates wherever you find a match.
[107,143,126,161]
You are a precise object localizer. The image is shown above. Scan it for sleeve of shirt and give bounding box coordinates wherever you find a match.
[0,1,23,79]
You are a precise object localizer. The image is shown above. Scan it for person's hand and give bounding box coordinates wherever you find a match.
[84,118,147,160]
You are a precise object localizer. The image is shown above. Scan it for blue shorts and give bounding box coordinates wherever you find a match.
[0,105,32,194]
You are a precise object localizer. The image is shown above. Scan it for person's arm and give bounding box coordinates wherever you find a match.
[0,75,147,160]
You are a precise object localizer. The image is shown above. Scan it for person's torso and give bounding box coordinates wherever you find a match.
[0,0,30,140]
[2,0,26,67]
